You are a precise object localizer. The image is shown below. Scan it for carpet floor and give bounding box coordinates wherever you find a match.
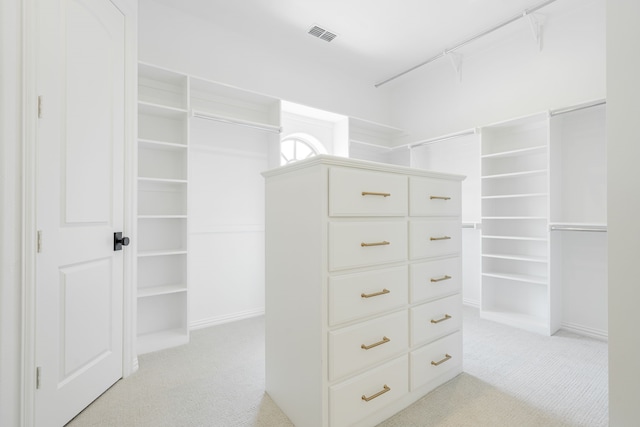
[66,306,608,426]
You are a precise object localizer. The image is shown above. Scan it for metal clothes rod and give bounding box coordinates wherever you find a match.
[404,129,477,150]
[191,110,282,134]
[549,225,607,232]
[549,99,607,117]
[375,0,559,88]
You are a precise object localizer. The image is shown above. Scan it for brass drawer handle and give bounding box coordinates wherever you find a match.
[361,241,390,247]
[430,195,451,200]
[361,288,390,298]
[361,336,390,350]
[430,314,452,324]
[361,385,390,402]
[431,354,452,366]
[430,275,452,283]
[430,236,451,241]
[362,191,391,197]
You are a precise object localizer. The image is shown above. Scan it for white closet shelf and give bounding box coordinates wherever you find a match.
[481,169,546,180]
[482,253,547,263]
[139,101,188,118]
[137,249,188,258]
[482,216,547,220]
[138,177,188,184]
[482,235,547,241]
[481,193,547,199]
[137,329,189,355]
[138,214,188,219]
[482,272,547,285]
[138,138,188,150]
[138,284,187,298]
[481,145,547,159]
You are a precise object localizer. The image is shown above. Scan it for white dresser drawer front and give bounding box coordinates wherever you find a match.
[330,355,409,427]
[409,177,461,217]
[410,257,461,303]
[329,168,408,217]
[329,221,407,271]
[410,331,462,391]
[409,219,461,259]
[410,294,462,346]
[329,311,408,381]
[329,266,408,326]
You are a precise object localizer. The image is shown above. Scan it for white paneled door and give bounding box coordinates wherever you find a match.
[35,0,126,425]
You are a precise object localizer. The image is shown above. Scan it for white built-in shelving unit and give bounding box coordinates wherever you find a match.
[136,62,282,353]
[137,63,190,354]
[549,101,607,339]
[480,113,554,335]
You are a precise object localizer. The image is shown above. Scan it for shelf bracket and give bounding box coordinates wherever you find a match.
[446,51,463,82]
[526,13,545,51]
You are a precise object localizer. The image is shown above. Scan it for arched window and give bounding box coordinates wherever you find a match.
[280,133,326,165]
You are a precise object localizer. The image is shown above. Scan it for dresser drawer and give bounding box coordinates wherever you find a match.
[329,266,408,326]
[410,331,462,391]
[410,294,461,346]
[410,257,461,303]
[409,176,461,217]
[329,221,407,271]
[330,355,409,427]
[329,310,408,381]
[329,168,408,217]
[409,219,461,259]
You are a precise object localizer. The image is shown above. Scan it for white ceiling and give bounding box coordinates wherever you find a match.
[151,0,559,85]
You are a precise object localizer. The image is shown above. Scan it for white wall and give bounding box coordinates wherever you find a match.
[387,0,606,141]
[0,0,22,425]
[607,0,640,424]
[139,0,390,125]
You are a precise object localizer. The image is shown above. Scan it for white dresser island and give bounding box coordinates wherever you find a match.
[263,155,465,427]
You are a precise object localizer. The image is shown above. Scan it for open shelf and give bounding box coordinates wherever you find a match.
[482,271,547,285]
[482,169,546,180]
[481,193,547,200]
[138,284,187,298]
[482,235,547,241]
[481,145,547,159]
[482,253,547,263]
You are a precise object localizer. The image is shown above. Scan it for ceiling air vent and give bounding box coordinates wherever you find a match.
[308,25,337,42]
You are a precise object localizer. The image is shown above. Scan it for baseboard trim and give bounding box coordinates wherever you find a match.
[560,321,608,341]
[463,298,480,309]
[189,308,265,330]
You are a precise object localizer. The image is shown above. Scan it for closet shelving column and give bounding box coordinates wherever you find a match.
[479,113,555,335]
[137,62,190,354]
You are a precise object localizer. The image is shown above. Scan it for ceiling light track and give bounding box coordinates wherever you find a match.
[374,0,559,88]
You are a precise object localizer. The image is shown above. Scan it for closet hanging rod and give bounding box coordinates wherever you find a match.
[374,0,559,88]
[399,129,477,150]
[549,225,607,232]
[191,110,282,134]
[549,99,607,117]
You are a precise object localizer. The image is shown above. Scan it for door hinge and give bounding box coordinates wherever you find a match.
[36,367,41,389]
[37,230,42,253]
[38,96,43,118]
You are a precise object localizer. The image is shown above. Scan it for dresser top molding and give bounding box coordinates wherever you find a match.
[262,154,466,181]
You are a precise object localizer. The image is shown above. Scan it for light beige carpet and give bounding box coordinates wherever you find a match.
[66,307,608,426]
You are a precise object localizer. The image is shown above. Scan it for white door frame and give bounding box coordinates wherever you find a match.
[21,0,138,425]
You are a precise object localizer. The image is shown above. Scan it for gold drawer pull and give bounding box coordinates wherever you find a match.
[431,354,452,366]
[361,241,390,247]
[362,191,391,197]
[430,314,452,324]
[361,288,390,298]
[361,336,390,350]
[430,195,451,200]
[430,236,451,241]
[361,385,390,402]
[430,275,452,283]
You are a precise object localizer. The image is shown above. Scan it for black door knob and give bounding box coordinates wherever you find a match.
[114,232,130,251]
